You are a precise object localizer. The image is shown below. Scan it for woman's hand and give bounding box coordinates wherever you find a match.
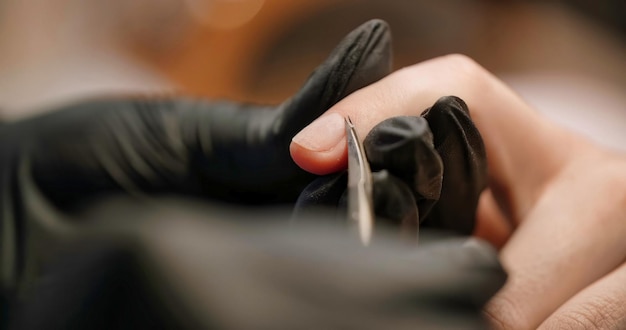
[290,54,626,329]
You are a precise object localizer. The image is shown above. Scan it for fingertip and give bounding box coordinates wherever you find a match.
[290,139,348,175]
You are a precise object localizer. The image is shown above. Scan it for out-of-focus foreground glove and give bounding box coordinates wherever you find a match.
[0,19,392,293]
[295,96,487,236]
[8,199,506,330]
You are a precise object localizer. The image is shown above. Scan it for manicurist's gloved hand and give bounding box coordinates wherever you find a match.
[22,19,391,207]
[294,96,487,237]
[8,199,507,330]
[0,19,391,292]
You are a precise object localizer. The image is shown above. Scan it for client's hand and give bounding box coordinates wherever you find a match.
[291,54,626,329]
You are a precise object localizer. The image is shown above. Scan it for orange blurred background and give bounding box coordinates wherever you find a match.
[150,0,626,150]
[160,0,626,103]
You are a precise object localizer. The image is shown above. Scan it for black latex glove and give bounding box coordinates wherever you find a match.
[3,19,391,208]
[294,96,487,236]
[0,19,391,292]
[9,199,506,330]
[420,96,487,234]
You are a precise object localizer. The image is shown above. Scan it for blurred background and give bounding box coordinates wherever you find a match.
[0,0,624,149]
[160,0,626,150]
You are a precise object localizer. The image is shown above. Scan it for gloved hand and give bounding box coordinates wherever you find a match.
[4,19,391,207]
[294,96,487,236]
[9,199,506,330]
[0,19,391,292]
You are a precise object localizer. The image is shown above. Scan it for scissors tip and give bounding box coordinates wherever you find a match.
[345,114,374,247]
[345,116,354,127]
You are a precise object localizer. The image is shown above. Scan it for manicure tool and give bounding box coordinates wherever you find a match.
[345,117,375,245]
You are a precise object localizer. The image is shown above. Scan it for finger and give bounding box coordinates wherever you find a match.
[370,170,419,241]
[473,189,512,250]
[538,261,626,329]
[291,170,421,240]
[291,172,347,222]
[149,205,506,328]
[291,54,572,221]
[363,116,442,222]
[402,237,506,307]
[420,96,487,235]
[484,153,626,329]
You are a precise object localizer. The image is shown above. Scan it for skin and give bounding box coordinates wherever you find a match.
[290,54,626,329]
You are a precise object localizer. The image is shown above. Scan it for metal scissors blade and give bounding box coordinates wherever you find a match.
[345,117,374,245]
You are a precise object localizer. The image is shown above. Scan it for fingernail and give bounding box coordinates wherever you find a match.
[292,113,345,152]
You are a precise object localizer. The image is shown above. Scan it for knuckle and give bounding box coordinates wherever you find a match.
[546,313,594,330]
[438,53,486,78]
[397,53,486,80]
[546,296,624,330]
[436,54,493,97]
[484,295,531,330]
[394,53,493,106]
[440,53,479,69]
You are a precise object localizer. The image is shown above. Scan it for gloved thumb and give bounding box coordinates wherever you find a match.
[173,20,392,202]
[286,19,392,174]
[279,19,392,136]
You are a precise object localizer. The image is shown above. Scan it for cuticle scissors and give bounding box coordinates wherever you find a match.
[345,117,375,245]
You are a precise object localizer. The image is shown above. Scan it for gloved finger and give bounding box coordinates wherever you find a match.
[280,19,392,140]
[23,20,393,208]
[364,116,442,222]
[174,19,392,200]
[370,170,419,242]
[289,19,392,175]
[292,171,347,222]
[420,96,487,234]
[24,101,187,210]
[292,170,419,241]
[24,99,291,207]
